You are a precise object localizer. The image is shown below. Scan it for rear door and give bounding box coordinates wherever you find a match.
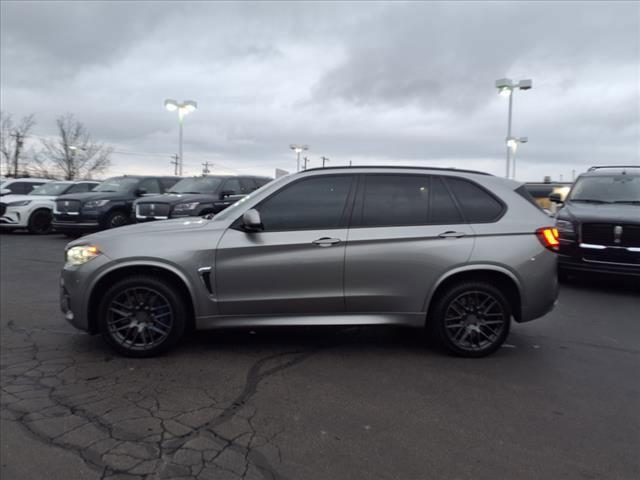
[216,174,355,315]
[345,174,475,313]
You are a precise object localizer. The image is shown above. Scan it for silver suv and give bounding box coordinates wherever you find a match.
[61,167,559,358]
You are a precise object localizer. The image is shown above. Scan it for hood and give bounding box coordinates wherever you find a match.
[134,193,218,205]
[56,191,133,202]
[558,202,640,224]
[0,194,31,204]
[79,217,212,244]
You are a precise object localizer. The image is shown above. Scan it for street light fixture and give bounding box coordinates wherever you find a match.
[165,99,198,176]
[289,144,308,172]
[495,78,532,179]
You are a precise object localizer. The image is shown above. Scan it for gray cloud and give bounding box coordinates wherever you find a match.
[0,0,638,181]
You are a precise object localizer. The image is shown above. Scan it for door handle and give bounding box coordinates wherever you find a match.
[312,237,341,247]
[438,231,466,238]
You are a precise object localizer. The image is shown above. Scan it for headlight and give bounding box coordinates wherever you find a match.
[84,199,109,209]
[66,245,101,266]
[174,202,200,211]
[7,200,31,206]
[555,219,575,236]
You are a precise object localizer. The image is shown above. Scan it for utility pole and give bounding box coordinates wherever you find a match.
[170,154,179,176]
[201,161,211,175]
[10,132,25,177]
[302,156,310,170]
[321,156,329,168]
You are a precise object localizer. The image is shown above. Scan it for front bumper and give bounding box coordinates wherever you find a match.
[53,210,102,232]
[558,241,640,277]
[0,205,30,228]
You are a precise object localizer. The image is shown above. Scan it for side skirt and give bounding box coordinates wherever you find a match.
[195,312,425,330]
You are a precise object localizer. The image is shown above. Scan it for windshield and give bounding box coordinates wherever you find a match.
[94,177,139,193]
[168,177,224,194]
[29,182,71,196]
[569,175,640,203]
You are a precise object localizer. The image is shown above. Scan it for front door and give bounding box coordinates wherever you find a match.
[216,174,356,315]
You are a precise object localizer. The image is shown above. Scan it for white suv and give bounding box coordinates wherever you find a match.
[1,180,98,234]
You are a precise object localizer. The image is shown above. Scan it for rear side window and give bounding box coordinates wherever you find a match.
[430,177,463,223]
[257,175,353,231]
[445,177,504,223]
[360,174,430,227]
[239,178,257,193]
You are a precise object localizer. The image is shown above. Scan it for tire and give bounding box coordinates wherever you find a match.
[27,209,53,235]
[428,281,511,358]
[98,275,187,357]
[104,210,129,229]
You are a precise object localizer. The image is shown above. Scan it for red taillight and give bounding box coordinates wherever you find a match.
[536,227,560,251]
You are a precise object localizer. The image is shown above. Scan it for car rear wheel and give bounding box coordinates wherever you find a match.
[28,209,53,234]
[429,281,511,357]
[98,275,186,357]
[105,211,129,229]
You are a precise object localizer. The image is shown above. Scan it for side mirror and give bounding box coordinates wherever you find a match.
[219,190,235,199]
[242,209,262,231]
[549,192,563,204]
[135,188,147,197]
[0,188,11,196]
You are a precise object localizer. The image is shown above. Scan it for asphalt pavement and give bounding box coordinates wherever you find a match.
[1,232,639,480]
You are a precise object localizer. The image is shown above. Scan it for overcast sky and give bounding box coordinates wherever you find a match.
[1,0,638,181]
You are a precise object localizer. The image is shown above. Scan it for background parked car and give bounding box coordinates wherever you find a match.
[133,174,272,222]
[52,175,181,235]
[0,180,99,234]
[0,177,53,196]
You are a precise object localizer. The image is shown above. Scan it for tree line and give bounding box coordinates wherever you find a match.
[0,111,112,180]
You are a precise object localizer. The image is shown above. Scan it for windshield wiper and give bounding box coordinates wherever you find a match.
[177,191,203,194]
[97,190,117,192]
[612,200,640,205]
[570,199,611,204]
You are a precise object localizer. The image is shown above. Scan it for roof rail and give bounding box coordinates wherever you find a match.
[302,165,493,176]
[587,165,640,172]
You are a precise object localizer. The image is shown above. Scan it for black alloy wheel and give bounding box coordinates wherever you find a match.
[28,209,53,234]
[430,281,511,357]
[98,275,186,357]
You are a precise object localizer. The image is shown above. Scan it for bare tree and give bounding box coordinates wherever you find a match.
[39,113,112,180]
[0,111,36,177]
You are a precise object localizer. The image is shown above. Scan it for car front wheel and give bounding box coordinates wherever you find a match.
[28,209,53,234]
[98,275,187,357]
[429,281,511,357]
[105,211,129,229]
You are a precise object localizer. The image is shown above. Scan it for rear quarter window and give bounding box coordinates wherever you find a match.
[445,177,505,223]
[515,185,543,211]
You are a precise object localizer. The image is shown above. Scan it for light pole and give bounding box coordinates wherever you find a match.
[506,136,528,180]
[289,144,308,172]
[165,99,198,176]
[495,78,532,179]
[321,156,330,168]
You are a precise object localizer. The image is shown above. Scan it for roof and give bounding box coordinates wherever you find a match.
[302,165,492,176]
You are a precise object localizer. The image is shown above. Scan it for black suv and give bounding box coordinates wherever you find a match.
[53,175,181,235]
[133,175,271,222]
[551,166,640,278]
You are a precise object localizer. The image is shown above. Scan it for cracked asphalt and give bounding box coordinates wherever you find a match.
[1,233,639,480]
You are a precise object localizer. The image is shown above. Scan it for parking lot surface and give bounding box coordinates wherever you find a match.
[1,233,639,480]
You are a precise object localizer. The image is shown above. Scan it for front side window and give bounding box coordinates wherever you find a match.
[94,177,139,193]
[30,182,71,195]
[222,178,241,195]
[360,174,430,227]
[445,177,504,223]
[257,175,353,231]
[66,183,92,194]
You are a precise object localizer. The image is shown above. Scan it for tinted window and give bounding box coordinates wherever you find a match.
[257,175,353,231]
[239,178,256,193]
[515,185,543,210]
[7,182,28,194]
[222,178,241,195]
[430,177,463,223]
[445,177,503,222]
[94,177,139,192]
[254,177,271,188]
[30,182,71,195]
[169,177,223,194]
[160,177,180,191]
[139,178,161,194]
[361,174,430,227]
[569,175,640,203]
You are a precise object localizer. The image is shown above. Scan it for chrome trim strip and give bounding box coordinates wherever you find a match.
[579,243,606,250]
